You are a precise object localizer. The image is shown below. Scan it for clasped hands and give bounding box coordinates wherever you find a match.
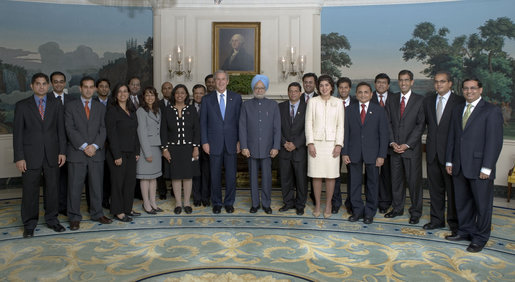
[241,148,279,158]
[391,142,409,154]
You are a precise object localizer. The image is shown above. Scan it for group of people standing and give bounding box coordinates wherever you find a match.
[13,68,503,253]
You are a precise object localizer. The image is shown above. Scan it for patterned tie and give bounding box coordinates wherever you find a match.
[38,99,44,120]
[57,95,62,105]
[462,104,473,129]
[436,96,444,125]
[132,96,139,108]
[400,96,406,118]
[219,93,225,120]
[379,94,385,107]
[85,100,90,120]
[305,95,309,102]
[361,104,366,125]
[290,104,295,123]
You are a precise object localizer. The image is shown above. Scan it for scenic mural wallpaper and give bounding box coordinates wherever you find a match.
[0,1,152,134]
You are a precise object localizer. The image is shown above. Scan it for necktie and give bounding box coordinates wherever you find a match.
[219,93,225,120]
[400,96,406,118]
[361,104,366,125]
[85,100,90,120]
[38,99,44,120]
[305,95,310,102]
[290,104,295,123]
[57,95,62,105]
[462,104,473,129]
[379,94,384,107]
[436,96,444,125]
[132,96,139,108]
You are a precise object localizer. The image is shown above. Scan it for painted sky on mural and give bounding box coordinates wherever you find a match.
[322,0,515,79]
[0,0,151,64]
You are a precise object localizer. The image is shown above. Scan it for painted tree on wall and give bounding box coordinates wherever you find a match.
[321,32,352,79]
[401,17,515,103]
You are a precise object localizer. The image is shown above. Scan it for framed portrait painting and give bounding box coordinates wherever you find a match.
[212,22,260,74]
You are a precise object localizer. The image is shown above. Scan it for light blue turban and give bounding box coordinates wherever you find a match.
[251,74,270,90]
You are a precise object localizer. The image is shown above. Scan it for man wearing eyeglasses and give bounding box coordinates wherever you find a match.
[422,71,464,234]
[445,78,503,253]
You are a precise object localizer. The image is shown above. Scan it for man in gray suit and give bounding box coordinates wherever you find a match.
[65,76,112,231]
[239,75,281,214]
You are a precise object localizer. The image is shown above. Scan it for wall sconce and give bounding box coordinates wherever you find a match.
[167,45,192,79]
[280,47,305,80]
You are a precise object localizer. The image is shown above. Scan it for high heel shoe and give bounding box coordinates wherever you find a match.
[152,207,163,212]
[313,210,320,217]
[142,204,156,215]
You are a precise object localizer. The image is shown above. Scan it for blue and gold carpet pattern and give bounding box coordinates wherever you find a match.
[0,190,514,281]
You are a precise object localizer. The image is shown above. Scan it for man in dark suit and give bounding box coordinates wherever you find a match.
[371,73,393,214]
[333,77,357,214]
[221,34,254,71]
[278,82,307,215]
[192,84,211,207]
[423,71,464,232]
[200,70,242,214]
[93,78,111,209]
[157,81,173,200]
[128,76,142,108]
[65,77,112,231]
[13,73,67,238]
[301,72,318,205]
[445,78,503,253]
[342,82,389,224]
[385,70,425,224]
[48,71,75,215]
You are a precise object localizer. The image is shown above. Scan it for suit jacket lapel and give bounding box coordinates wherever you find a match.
[29,97,44,122]
[214,92,224,121]
[441,93,456,123]
[430,94,438,125]
[402,95,415,120]
[464,99,484,131]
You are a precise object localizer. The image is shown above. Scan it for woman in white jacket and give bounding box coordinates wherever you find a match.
[305,75,344,218]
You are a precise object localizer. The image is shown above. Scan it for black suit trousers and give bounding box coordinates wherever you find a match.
[108,151,136,215]
[427,160,458,231]
[378,154,392,210]
[453,172,494,245]
[349,162,379,218]
[279,157,307,209]
[21,159,60,229]
[390,154,423,217]
[193,150,211,202]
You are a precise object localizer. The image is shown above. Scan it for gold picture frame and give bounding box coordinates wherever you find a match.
[212,22,260,74]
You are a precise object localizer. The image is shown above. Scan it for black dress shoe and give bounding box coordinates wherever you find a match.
[70,221,80,231]
[296,208,304,215]
[423,222,445,230]
[202,200,211,207]
[184,206,193,214]
[193,200,201,207]
[249,206,259,213]
[159,194,167,200]
[466,243,484,253]
[129,211,141,217]
[278,205,292,212]
[384,211,403,218]
[263,207,272,214]
[225,205,234,213]
[445,233,471,241]
[48,223,66,232]
[378,208,388,214]
[363,217,374,224]
[23,229,34,238]
[114,215,132,222]
[174,207,182,214]
[409,217,420,224]
[348,215,362,222]
[331,206,340,214]
[143,205,157,215]
[213,206,222,214]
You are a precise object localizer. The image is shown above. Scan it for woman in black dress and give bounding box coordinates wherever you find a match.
[161,84,200,214]
[106,83,140,222]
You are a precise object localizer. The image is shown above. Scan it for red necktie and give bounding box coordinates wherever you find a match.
[85,101,90,120]
[400,96,406,118]
[361,104,366,125]
[38,99,44,120]
[379,94,385,107]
